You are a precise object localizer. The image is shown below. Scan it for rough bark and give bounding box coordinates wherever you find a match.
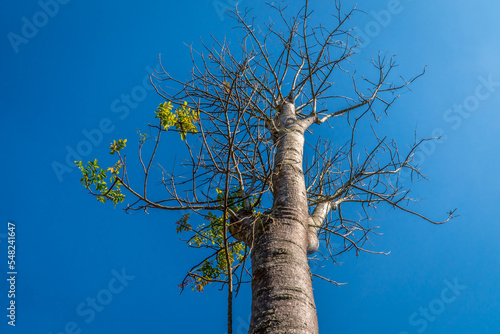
[248,101,318,334]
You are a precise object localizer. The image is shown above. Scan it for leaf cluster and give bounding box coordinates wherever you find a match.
[75,141,127,206]
[155,101,199,140]
[176,188,252,292]
[109,139,127,155]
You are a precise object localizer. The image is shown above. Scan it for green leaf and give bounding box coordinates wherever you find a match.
[155,100,199,140]
[76,159,126,207]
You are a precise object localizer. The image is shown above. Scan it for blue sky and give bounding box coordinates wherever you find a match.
[1,0,500,333]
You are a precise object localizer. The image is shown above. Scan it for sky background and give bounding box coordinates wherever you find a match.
[1,0,500,333]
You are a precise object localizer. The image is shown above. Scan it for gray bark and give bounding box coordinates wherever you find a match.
[248,101,318,334]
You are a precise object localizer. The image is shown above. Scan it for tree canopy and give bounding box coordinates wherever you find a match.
[76,2,455,332]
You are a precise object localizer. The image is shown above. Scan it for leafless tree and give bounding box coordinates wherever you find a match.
[81,2,456,333]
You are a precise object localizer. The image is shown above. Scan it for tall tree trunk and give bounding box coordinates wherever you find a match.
[248,101,318,334]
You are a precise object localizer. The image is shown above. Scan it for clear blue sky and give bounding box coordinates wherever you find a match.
[1,1,500,333]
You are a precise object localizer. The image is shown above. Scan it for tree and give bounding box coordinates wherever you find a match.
[76,2,456,333]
